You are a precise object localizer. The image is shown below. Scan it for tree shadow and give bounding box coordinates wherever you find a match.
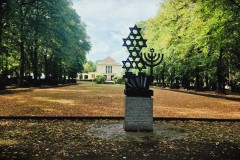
[0,89,33,95]
[37,83,78,90]
[0,83,78,95]
[161,88,240,102]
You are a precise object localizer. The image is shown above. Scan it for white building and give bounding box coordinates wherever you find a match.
[79,56,122,81]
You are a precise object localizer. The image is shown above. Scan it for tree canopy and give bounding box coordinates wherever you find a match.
[0,0,91,88]
[83,61,96,73]
[141,0,240,92]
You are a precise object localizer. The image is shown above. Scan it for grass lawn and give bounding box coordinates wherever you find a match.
[0,82,239,159]
[0,120,239,159]
[0,81,239,119]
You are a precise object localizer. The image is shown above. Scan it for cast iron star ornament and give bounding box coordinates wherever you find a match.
[122,25,147,72]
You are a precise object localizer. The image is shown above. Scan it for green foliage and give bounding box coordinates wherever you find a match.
[141,0,240,92]
[0,0,91,87]
[83,61,96,73]
[113,76,124,84]
[94,75,106,84]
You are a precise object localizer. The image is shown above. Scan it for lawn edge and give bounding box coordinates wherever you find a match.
[0,116,239,122]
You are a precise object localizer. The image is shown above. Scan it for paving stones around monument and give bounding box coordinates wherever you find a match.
[87,122,188,142]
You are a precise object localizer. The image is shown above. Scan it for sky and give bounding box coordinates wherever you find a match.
[71,0,162,63]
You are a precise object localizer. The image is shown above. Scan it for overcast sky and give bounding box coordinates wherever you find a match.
[71,0,162,63]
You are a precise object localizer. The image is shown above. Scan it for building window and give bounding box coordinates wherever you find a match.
[106,66,112,73]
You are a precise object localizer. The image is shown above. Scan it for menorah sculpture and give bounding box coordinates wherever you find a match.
[141,48,164,76]
[122,25,163,131]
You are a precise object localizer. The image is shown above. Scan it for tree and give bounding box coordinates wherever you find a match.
[142,0,240,92]
[0,0,91,88]
[83,61,96,73]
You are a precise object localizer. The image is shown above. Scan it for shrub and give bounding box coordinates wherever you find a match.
[67,79,77,84]
[113,76,124,84]
[170,83,180,89]
[94,75,106,84]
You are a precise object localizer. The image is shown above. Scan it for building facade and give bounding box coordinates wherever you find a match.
[79,56,122,81]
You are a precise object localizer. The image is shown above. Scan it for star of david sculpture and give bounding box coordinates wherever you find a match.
[122,25,164,131]
[122,25,164,97]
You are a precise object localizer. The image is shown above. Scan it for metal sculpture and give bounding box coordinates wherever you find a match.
[141,48,164,76]
[122,25,164,132]
[122,25,164,97]
[122,25,146,72]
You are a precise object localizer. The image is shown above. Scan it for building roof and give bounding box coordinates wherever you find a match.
[97,56,121,66]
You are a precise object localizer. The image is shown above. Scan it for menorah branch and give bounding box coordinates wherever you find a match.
[141,48,164,76]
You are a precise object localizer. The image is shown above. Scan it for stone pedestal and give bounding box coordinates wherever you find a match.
[124,97,153,131]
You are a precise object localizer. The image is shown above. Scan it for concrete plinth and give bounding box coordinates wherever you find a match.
[124,97,153,131]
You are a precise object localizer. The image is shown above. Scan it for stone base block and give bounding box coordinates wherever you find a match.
[124,97,153,131]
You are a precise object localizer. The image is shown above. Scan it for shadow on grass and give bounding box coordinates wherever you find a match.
[0,83,78,95]
[0,89,34,95]
[1,142,239,159]
[160,88,240,102]
[36,83,79,90]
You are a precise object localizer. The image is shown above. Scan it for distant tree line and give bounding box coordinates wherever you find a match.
[141,0,240,93]
[82,61,96,73]
[0,0,91,90]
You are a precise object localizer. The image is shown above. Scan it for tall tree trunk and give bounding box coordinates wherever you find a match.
[217,47,224,93]
[182,75,190,89]
[32,2,39,86]
[44,52,49,84]
[0,23,2,54]
[33,31,39,85]
[0,1,5,59]
[0,16,3,71]
[18,5,25,87]
[59,59,63,83]
[52,57,58,85]
[195,66,200,90]
[63,70,66,84]
[161,63,165,87]
[170,67,175,88]
[205,73,209,90]
[176,77,179,89]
